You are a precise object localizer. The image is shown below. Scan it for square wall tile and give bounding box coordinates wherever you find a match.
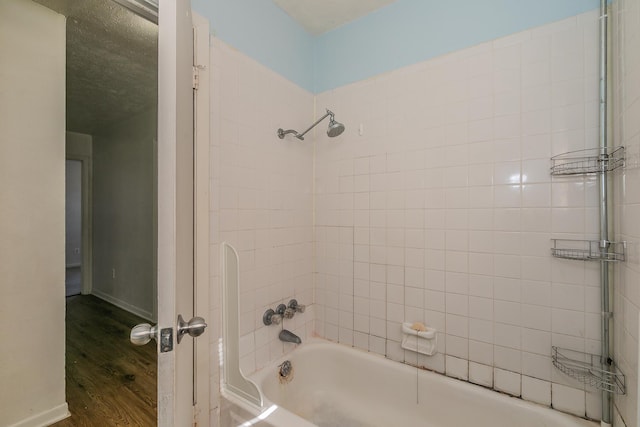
[551,383,585,417]
[469,339,494,365]
[446,355,469,381]
[494,368,521,396]
[522,376,551,406]
[469,362,494,388]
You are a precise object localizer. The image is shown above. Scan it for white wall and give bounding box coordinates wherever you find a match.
[209,38,315,387]
[66,131,93,295]
[0,0,69,425]
[92,109,157,321]
[66,160,82,267]
[66,131,92,158]
[314,10,603,419]
[612,1,640,426]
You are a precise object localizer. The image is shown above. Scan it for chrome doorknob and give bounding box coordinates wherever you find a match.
[130,323,158,346]
[177,314,207,344]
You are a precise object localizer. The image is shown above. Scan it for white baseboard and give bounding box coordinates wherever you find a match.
[92,290,154,322]
[8,402,69,427]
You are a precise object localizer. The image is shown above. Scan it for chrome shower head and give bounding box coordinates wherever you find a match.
[327,116,345,138]
[277,108,345,141]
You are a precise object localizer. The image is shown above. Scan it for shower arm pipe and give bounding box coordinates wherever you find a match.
[277,128,303,139]
[284,109,335,141]
[598,0,612,425]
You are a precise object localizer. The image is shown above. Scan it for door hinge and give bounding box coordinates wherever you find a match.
[192,66,199,90]
[192,65,205,90]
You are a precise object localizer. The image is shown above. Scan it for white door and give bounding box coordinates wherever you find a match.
[130,2,209,425]
[132,0,209,427]
[156,1,208,425]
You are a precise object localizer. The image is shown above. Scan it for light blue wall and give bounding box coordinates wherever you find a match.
[314,0,600,93]
[192,0,314,91]
[193,0,600,94]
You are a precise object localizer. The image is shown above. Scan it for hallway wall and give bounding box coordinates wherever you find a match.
[0,0,68,425]
[65,160,82,267]
[66,131,93,158]
[92,108,157,321]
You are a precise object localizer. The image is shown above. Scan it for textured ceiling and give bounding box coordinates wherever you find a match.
[272,0,398,35]
[34,0,157,135]
[30,0,394,134]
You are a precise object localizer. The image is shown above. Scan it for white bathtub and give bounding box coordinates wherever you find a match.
[240,339,598,427]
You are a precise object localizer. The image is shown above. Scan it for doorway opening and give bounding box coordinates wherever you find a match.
[33,0,159,424]
[65,159,82,297]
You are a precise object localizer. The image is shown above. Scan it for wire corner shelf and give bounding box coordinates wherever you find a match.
[551,239,626,262]
[550,146,625,176]
[552,346,625,395]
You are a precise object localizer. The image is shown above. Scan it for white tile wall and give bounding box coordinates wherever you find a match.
[314,10,601,418]
[208,7,638,425]
[209,39,315,384]
[612,0,640,426]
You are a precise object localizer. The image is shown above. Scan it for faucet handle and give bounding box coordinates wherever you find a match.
[276,304,287,315]
[288,299,306,313]
[263,308,282,326]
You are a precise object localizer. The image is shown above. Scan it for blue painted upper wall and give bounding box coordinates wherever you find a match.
[192,0,314,91]
[314,0,600,92]
[193,0,601,94]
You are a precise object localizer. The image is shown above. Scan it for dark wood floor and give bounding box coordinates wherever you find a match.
[53,295,157,426]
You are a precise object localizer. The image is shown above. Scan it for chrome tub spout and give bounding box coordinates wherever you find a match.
[279,329,301,344]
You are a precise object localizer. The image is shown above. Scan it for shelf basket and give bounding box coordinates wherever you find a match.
[551,239,626,262]
[550,146,625,175]
[552,346,625,395]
